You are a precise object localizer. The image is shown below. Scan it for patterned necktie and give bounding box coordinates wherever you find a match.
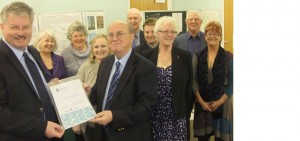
[132,35,138,48]
[105,61,121,110]
[23,52,56,121]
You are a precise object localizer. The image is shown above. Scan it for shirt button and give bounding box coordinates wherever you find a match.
[40,107,43,112]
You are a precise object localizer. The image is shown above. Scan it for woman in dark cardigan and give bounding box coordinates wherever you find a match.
[141,16,193,141]
[34,29,67,81]
[193,21,233,141]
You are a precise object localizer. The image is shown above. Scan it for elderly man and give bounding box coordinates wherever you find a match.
[88,20,157,141]
[127,8,146,48]
[174,10,207,56]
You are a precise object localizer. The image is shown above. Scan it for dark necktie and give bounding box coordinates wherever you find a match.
[132,35,138,48]
[23,52,56,121]
[105,61,121,110]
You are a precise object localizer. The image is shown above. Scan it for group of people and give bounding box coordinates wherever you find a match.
[0,2,233,141]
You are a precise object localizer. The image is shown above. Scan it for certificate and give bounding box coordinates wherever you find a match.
[49,79,96,129]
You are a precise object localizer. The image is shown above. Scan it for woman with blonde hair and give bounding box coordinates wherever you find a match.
[34,29,67,80]
[77,33,112,88]
[74,33,111,141]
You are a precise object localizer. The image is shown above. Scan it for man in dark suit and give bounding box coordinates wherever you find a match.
[0,2,64,141]
[134,18,158,54]
[127,8,146,48]
[88,20,157,141]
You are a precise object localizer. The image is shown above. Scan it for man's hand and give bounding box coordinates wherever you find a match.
[45,121,64,138]
[89,110,113,126]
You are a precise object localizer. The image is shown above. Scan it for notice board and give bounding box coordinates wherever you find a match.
[143,11,187,34]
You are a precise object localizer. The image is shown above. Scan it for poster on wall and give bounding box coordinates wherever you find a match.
[29,15,39,46]
[37,12,83,54]
[84,11,105,43]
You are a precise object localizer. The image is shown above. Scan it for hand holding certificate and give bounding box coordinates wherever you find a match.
[49,78,96,129]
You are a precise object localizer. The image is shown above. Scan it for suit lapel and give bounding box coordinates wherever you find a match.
[98,56,114,109]
[107,52,136,108]
[0,40,40,99]
[28,47,50,82]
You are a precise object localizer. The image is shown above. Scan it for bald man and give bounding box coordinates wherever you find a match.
[88,20,157,141]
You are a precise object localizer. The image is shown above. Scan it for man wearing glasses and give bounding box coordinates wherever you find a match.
[87,20,157,141]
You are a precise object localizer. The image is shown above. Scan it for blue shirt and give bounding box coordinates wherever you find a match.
[187,32,205,56]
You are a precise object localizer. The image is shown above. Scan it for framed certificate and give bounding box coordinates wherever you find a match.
[49,78,96,129]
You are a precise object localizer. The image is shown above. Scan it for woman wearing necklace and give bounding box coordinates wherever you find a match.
[141,16,193,141]
[34,29,67,80]
[193,21,233,141]
[61,21,91,77]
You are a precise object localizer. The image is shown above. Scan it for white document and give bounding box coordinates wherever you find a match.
[49,79,96,129]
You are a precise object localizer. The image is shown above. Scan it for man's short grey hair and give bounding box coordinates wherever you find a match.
[127,8,142,19]
[186,10,202,20]
[0,2,34,23]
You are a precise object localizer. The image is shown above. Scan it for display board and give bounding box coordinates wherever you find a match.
[36,11,105,54]
[37,12,83,53]
[143,10,187,34]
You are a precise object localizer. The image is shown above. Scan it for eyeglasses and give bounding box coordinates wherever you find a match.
[108,32,131,39]
[188,18,201,22]
[158,30,177,35]
[206,32,221,37]
[8,25,32,32]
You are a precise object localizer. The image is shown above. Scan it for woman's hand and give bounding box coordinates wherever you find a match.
[72,125,81,135]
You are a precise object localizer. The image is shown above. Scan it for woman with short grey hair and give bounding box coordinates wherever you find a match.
[61,21,91,77]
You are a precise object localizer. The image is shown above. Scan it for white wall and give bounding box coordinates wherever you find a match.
[0,0,223,37]
[172,0,224,31]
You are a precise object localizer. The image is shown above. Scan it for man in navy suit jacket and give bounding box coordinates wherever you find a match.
[0,2,64,141]
[88,20,157,141]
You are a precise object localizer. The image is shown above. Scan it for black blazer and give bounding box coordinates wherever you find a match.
[141,46,193,119]
[0,39,58,141]
[134,42,153,55]
[90,50,158,141]
[139,30,146,46]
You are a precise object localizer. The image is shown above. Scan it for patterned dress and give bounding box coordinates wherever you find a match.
[151,66,187,141]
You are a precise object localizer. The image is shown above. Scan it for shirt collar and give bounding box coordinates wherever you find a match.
[114,48,132,67]
[187,31,201,39]
[2,37,28,61]
[135,30,140,38]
